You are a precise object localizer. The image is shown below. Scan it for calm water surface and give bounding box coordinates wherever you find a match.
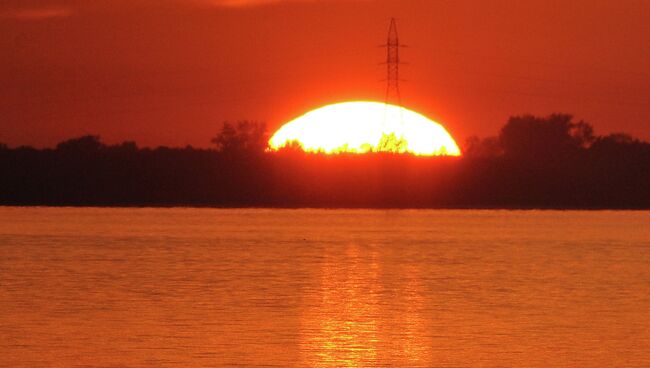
[1,208,649,367]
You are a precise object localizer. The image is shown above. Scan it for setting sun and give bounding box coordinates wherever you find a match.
[268,101,461,156]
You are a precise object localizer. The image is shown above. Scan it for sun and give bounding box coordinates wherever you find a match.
[268,101,461,156]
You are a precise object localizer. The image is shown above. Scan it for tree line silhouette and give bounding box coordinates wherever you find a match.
[1,115,648,208]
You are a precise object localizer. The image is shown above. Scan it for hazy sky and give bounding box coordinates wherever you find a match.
[1,0,648,148]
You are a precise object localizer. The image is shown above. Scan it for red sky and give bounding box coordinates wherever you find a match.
[1,0,649,148]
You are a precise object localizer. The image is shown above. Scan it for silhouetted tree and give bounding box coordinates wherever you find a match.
[593,133,636,146]
[274,140,305,155]
[464,136,502,158]
[589,132,650,158]
[56,135,104,153]
[376,133,409,153]
[111,141,138,153]
[499,114,594,161]
[211,121,268,154]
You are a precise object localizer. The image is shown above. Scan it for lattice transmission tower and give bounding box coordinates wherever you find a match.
[382,18,404,106]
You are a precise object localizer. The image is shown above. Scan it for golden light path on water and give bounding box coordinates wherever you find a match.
[268,101,461,156]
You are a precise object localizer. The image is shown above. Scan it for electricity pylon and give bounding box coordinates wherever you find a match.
[382,18,404,106]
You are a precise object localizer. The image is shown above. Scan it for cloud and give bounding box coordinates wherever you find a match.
[1,7,73,20]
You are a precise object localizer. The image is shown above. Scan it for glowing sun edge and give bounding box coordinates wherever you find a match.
[268,101,461,156]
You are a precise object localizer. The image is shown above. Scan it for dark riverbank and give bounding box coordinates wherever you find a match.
[2,115,648,209]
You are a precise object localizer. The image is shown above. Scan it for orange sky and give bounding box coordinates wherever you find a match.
[1,0,648,148]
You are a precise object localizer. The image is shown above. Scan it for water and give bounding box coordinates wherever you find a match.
[1,208,649,367]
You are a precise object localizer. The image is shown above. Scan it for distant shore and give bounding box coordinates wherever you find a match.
[2,114,648,209]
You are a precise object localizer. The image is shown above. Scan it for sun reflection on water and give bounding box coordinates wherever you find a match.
[299,243,430,367]
[300,243,380,366]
